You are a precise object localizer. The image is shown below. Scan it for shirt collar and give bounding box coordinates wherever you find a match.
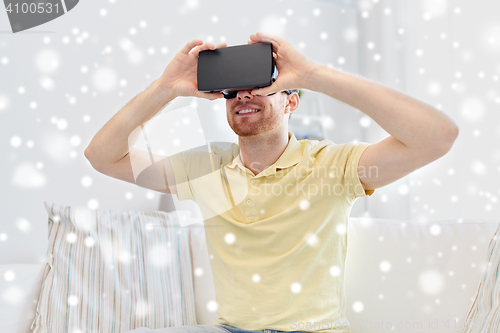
[225,131,303,175]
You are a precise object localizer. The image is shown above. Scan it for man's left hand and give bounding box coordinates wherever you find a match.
[247,32,318,96]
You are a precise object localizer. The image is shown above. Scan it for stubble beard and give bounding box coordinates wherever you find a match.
[228,107,283,137]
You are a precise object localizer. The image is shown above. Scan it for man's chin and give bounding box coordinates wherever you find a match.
[230,122,282,138]
[229,119,281,137]
[233,130,260,137]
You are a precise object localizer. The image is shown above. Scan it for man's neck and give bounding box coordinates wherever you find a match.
[237,129,290,176]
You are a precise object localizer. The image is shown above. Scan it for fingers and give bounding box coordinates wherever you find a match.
[189,42,216,57]
[182,39,203,54]
[256,31,284,44]
[198,91,224,100]
[249,32,282,51]
[190,41,228,57]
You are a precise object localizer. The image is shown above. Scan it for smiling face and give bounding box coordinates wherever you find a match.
[226,90,299,137]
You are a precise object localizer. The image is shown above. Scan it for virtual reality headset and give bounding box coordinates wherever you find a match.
[197,42,280,96]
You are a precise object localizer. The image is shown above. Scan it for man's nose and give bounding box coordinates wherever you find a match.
[236,90,254,100]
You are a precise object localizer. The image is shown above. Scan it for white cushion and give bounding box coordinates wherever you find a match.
[190,217,500,333]
[345,217,499,333]
[31,201,197,333]
[187,221,218,325]
[0,263,46,333]
[461,222,500,333]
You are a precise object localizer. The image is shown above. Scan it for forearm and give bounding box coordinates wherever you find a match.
[305,64,459,150]
[84,79,176,168]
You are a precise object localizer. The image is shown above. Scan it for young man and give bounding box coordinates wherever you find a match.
[85,32,459,333]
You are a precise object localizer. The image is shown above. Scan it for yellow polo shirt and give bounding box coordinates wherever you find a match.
[168,131,375,333]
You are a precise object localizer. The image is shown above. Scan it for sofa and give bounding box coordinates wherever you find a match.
[1,195,499,333]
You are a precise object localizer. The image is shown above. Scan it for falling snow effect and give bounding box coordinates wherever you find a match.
[0,1,499,331]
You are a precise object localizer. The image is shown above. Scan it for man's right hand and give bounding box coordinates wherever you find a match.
[157,39,227,101]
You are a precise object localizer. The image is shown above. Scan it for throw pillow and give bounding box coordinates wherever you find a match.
[462,222,500,333]
[30,201,196,333]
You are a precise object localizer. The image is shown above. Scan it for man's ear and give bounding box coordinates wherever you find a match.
[285,93,299,115]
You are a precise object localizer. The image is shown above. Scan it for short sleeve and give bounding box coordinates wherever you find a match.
[168,147,224,202]
[168,153,195,201]
[344,142,376,201]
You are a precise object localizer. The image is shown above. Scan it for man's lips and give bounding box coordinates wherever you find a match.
[236,109,261,116]
[235,105,261,114]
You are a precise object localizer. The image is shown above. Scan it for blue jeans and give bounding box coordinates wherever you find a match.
[122,324,305,333]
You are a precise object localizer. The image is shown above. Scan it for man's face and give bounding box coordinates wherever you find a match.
[226,90,289,137]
